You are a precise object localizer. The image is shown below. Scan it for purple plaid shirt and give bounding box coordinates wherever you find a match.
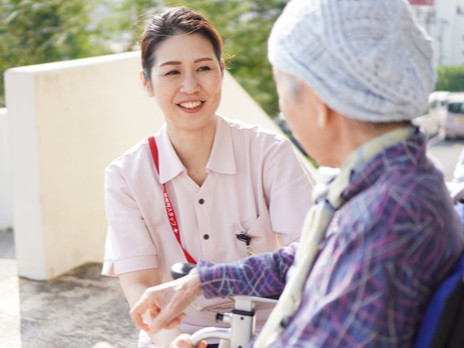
[198,130,464,347]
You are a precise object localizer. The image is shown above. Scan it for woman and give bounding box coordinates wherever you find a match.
[101,6,314,347]
[129,0,464,347]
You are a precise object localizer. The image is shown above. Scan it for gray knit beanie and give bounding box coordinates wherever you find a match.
[268,0,436,122]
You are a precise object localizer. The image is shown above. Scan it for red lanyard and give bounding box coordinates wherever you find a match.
[148,136,197,264]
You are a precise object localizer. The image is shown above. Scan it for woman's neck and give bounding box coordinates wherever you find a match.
[167,119,216,186]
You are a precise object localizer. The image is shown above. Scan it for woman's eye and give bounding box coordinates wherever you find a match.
[198,66,212,72]
[165,70,180,76]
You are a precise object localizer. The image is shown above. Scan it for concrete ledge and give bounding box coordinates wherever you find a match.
[0,108,13,230]
[5,51,282,280]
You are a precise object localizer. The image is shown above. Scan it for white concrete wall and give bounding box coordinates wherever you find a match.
[5,51,288,280]
[0,108,13,230]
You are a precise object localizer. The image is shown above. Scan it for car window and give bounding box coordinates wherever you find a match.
[448,102,464,114]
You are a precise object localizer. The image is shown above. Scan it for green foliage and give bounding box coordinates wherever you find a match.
[1,0,285,116]
[97,0,165,52]
[435,66,464,92]
[0,0,110,106]
[174,0,286,116]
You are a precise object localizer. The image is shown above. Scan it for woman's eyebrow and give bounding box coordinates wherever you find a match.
[159,57,214,68]
[194,57,214,63]
[159,61,181,67]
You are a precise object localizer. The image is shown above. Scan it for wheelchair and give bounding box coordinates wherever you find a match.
[170,262,277,348]
[171,187,464,348]
[413,186,464,348]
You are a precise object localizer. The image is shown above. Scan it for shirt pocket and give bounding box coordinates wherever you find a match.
[237,209,280,255]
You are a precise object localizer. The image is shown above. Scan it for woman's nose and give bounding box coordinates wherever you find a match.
[180,73,200,94]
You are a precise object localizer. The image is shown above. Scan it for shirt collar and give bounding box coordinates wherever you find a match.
[344,125,416,174]
[327,125,417,207]
[206,115,236,175]
[155,115,236,184]
[156,124,185,184]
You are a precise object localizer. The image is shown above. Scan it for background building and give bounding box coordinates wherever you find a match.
[409,0,464,66]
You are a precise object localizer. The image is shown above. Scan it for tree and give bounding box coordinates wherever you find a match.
[97,0,165,52]
[1,0,287,116]
[0,0,110,106]
[436,66,464,92]
[188,0,287,117]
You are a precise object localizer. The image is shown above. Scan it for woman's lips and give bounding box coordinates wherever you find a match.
[177,101,204,113]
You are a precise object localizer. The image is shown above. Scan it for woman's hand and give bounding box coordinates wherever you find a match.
[130,269,203,334]
[169,334,207,348]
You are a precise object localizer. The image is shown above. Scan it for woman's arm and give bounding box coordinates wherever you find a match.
[119,268,161,306]
[120,269,183,346]
[130,269,203,335]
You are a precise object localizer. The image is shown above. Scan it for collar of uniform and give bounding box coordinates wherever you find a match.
[155,115,236,184]
[206,115,236,175]
[156,124,185,185]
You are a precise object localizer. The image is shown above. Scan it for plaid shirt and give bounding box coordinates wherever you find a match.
[198,129,464,347]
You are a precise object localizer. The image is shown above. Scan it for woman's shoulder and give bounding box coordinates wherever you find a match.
[106,137,150,171]
[218,115,289,146]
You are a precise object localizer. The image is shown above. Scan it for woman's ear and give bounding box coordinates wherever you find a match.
[220,59,225,77]
[140,70,154,97]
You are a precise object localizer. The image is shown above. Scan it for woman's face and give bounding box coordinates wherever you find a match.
[145,33,223,134]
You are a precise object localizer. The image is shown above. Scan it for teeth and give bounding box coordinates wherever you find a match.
[179,101,202,109]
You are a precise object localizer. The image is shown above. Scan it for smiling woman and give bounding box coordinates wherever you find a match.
[144,33,223,164]
[100,6,315,348]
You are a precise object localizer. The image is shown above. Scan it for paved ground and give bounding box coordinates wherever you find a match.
[427,135,464,182]
[0,229,138,348]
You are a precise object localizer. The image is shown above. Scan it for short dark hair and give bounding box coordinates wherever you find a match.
[141,7,224,81]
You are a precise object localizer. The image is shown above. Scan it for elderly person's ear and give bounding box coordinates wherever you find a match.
[316,103,330,129]
[297,77,330,129]
[140,70,155,97]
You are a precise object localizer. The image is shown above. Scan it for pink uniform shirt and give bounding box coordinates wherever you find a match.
[102,115,314,333]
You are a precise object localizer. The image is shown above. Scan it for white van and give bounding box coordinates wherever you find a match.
[444,93,464,139]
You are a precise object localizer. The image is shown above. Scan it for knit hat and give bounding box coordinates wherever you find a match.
[268,0,436,122]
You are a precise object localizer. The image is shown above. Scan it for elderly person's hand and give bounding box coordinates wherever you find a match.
[130,269,203,334]
[169,334,207,348]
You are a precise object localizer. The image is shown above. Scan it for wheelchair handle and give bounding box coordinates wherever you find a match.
[190,328,231,346]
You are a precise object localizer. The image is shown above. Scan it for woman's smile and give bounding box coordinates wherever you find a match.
[177,100,205,113]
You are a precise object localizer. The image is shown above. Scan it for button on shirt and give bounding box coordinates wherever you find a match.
[198,130,464,347]
[102,115,315,333]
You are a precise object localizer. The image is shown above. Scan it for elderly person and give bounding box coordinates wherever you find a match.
[102,6,314,348]
[129,0,464,347]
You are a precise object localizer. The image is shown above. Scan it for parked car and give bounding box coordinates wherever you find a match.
[444,92,464,139]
